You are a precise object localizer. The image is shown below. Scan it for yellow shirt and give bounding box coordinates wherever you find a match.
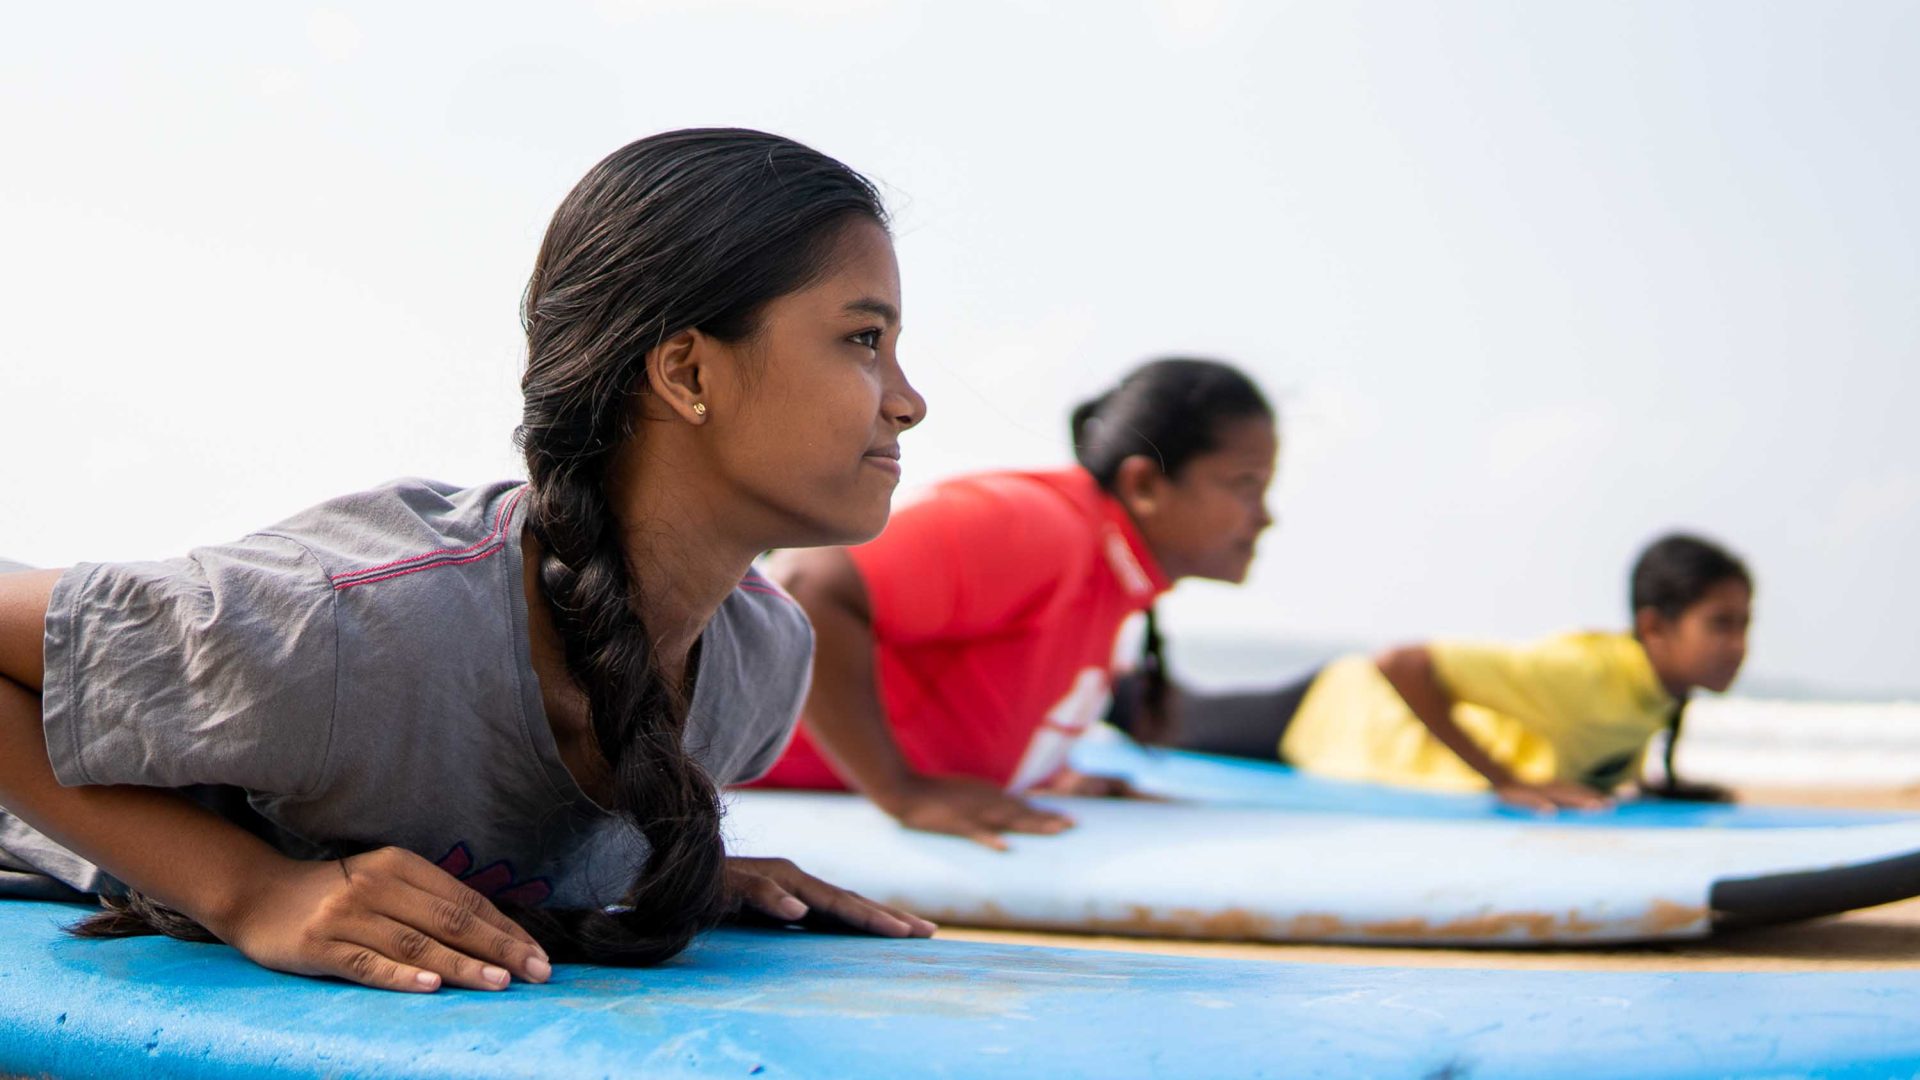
[1277,631,1677,792]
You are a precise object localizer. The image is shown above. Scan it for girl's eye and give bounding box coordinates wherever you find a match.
[851,329,882,350]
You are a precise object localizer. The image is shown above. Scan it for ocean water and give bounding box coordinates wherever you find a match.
[1677,697,1920,788]
[1169,633,1920,789]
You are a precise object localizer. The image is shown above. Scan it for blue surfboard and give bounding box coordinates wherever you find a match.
[1068,731,1910,829]
[727,730,1920,946]
[3,899,1919,1079]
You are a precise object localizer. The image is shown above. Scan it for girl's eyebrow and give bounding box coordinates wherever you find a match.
[842,298,899,326]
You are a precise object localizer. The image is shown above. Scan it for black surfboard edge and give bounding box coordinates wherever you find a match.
[1711,847,1920,930]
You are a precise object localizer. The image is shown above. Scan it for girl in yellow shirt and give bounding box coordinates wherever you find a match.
[1114,534,1753,813]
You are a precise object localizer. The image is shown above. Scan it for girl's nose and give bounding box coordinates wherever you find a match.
[887,365,927,430]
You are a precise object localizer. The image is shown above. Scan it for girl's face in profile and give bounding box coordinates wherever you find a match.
[1645,578,1752,694]
[705,218,926,549]
[1135,415,1279,584]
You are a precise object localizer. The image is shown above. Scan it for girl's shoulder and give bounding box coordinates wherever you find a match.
[31,480,529,799]
[265,478,527,590]
[936,466,1100,512]
[714,567,815,665]
[892,467,1106,552]
[688,568,817,784]
[1545,630,1647,669]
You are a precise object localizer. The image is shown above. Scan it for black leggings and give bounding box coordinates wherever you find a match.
[1106,668,1321,762]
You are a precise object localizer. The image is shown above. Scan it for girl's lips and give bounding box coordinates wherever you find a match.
[863,454,902,476]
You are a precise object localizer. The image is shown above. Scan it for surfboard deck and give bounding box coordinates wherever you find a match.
[4,899,1919,1079]
[1068,731,1913,829]
[724,785,1920,945]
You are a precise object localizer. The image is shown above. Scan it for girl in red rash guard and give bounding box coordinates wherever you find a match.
[752,358,1277,848]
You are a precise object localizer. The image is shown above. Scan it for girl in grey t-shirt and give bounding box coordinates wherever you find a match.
[0,128,934,993]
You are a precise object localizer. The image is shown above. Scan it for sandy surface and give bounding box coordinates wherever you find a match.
[940,785,1920,973]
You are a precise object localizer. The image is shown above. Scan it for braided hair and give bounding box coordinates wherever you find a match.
[509,129,886,963]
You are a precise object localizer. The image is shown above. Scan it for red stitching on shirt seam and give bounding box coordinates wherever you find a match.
[333,546,509,591]
[329,487,523,584]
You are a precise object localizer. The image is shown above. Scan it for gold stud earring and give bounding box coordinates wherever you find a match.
[692,402,707,417]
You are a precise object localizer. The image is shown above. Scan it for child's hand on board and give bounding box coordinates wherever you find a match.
[1032,767,1156,800]
[874,774,1074,851]
[1493,779,1612,815]
[217,847,552,993]
[725,856,936,938]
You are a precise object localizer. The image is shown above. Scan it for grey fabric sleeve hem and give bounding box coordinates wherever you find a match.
[38,563,99,788]
[0,869,93,902]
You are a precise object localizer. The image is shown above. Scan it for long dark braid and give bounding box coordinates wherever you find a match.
[507,130,886,963]
[1133,608,1174,746]
[1072,358,1272,747]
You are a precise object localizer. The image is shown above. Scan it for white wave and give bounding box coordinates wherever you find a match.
[1673,697,1920,788]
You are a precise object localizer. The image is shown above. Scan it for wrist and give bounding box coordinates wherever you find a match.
[196,847,294,942]
[862,767,925,813]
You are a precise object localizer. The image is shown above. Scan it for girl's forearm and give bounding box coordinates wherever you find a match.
[797,592,920,804]
[0,674,286,936]
[775,550,919,802]
[1375,646,1516,788]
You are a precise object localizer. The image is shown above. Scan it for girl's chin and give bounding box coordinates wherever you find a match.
[814,505,893,548]
[1693,670,1739,695]
[1198,559,1255,585]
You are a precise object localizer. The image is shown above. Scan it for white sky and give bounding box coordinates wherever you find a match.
[2,1,1915,695]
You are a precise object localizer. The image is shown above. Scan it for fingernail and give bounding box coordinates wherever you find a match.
[484,965,510,985]
[526,957,552,981]
[778,897,807,920]
[415,971,440,989]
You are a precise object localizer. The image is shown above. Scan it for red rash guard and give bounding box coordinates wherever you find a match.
[755,467,1170,792]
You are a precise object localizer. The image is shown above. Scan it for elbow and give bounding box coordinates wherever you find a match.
[1372,643,1432,683]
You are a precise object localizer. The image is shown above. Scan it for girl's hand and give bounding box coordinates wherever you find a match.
[725,856,936,937]
[1494,779,1613,814]
[873,774,1073,851]
[217,847,552,993]
[1032,767,1147,799]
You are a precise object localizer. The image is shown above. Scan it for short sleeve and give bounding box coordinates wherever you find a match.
[850,478,1089,646]
[728,623,812,785]
[732,713,802,785]
[695,573,815,785]
[1427,636,1608,729]
[40,533,338,796]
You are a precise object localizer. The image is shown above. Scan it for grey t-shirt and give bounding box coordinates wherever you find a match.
[0,479,812,909]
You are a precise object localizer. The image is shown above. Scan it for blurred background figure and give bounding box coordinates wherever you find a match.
[1112,533,1752,813]
[753,359,1277,846]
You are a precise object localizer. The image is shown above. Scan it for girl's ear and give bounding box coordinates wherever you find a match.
[1634,606,1669,644]
[1113,454,1167,518]
[645,328,711,424]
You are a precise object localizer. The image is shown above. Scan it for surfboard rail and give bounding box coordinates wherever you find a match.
[1713,848,1920,929]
